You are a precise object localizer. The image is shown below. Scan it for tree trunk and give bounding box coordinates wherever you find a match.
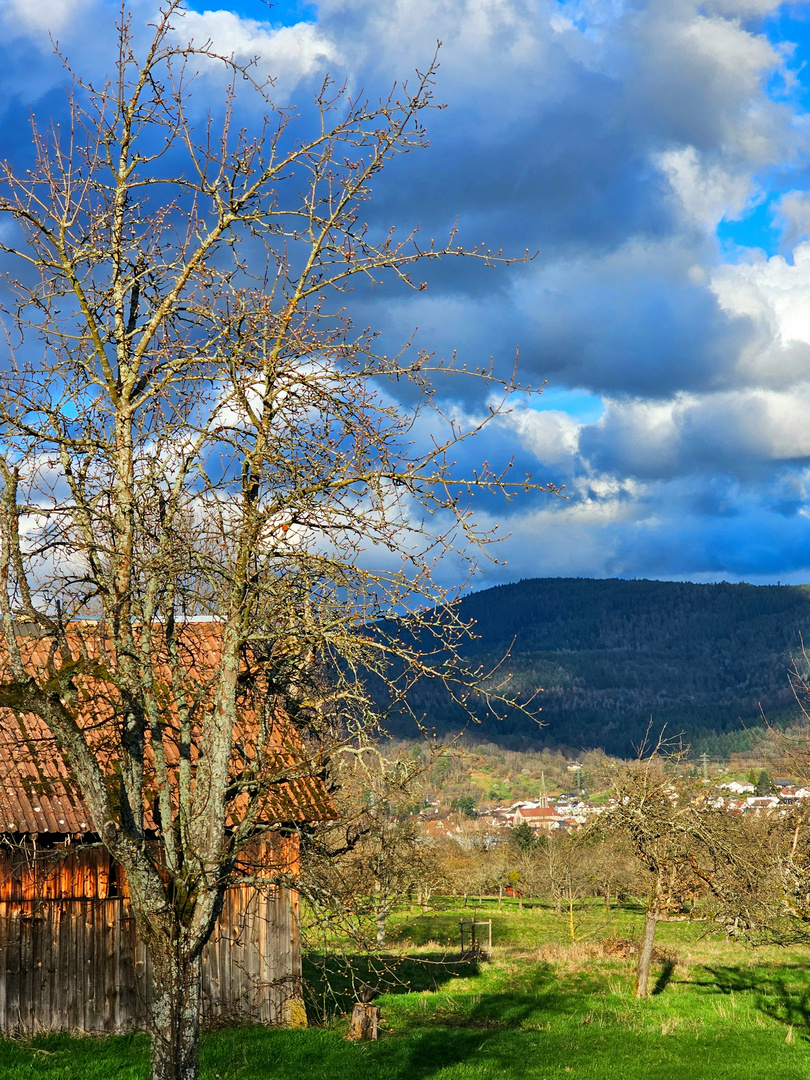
[634,910,658,999]
[148,943,202,1080]
[348,1003,380,1040]
[498,885,503,910]
[374,878,387,948]
[567,895,577,942]
[375,900,387,948]
[604,883,611,911]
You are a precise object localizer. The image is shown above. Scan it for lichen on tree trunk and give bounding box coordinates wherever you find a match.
[376,905,387,948]
[148,944,203,1080]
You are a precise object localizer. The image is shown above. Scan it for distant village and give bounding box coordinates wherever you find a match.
[415,758,810,843]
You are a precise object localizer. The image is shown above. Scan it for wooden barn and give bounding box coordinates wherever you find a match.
[0,738,328,1034]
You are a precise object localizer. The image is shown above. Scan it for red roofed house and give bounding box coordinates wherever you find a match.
[512,806,563,833]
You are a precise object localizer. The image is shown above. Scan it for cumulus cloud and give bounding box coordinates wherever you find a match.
[507,238,746,395]
[173,9,341,98]
[773,191,810,248]
[1,0,95,37]
[711,245,810,386]
[475,466,810,583]
[579,386,810,480]
[656,147,755,230]
[496,405,582,467]
[1,0,809,584]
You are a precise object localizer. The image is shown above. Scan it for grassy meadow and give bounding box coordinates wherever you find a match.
[3,899,810,1078]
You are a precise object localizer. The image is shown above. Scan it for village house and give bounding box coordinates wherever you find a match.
[778,786,810,803]
[720,781,756,795]
[744,794,781,813]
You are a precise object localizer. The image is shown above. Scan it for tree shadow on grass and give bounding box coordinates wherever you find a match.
[304,952,604,1032]
[703,963,810,1038]
[204,1025,493,1080]
[652,959,677,996]
[370,1028,508,1080]
[385,966,607,1035]
[303,952,480,1019]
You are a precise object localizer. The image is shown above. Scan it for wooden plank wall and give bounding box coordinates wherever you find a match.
[0,898,144,1033]
[0,846,123,902]
[0,836,303,1034]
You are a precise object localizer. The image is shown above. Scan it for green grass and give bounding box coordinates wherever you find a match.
[4,900,810,1078]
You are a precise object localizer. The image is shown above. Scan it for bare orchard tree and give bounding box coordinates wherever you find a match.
[302,748,427,958]
[580,833,644,912]
[0,5,546,1079]
[599,756,712,998]
[701,671,810,945]
[696,808,810,944]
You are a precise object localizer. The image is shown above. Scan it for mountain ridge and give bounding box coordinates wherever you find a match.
[389,577,810,757]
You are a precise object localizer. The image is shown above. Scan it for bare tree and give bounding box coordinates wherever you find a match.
[581,833,644,912]
[0,5,546,1079]
[441,819,493,907]
[302,749,425,957]
[412,836,455,912]
[599,757,710,997]
[702,669,810,946]
[539,834,592,936]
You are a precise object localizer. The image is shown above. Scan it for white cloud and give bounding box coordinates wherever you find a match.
[471,481,647,579]
[2,0,92,35]
[582,384,810,480]
[497,406,581,465]
[773,190,810,248]
[702,0,783,15]
[711,244,810,386]
[657,146,754,230]
[681,14,777,96]
[712,245,810,344]
[173,10,341,97]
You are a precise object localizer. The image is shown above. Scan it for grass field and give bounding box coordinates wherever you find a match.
[4,899,810,1078]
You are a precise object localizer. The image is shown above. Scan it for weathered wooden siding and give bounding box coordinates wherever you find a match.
[0,846,124,903]
[200,883,301,1025]
[0,837,303,1034]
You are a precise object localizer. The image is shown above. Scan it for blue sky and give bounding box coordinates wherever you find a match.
[203,1,316,21]
[5,0,810,586]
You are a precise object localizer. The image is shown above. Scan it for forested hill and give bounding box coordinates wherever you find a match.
[389,578,810,758]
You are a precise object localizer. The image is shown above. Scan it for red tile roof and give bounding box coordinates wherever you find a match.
[0,624,333,835]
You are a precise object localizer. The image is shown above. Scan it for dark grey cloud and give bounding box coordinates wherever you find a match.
[4,0,810,585]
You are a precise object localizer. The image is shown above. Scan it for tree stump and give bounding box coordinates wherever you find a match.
[347,1002,380,1040]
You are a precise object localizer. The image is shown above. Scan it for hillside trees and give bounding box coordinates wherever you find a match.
[0,5,544,1078]
[392,578,810,753]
